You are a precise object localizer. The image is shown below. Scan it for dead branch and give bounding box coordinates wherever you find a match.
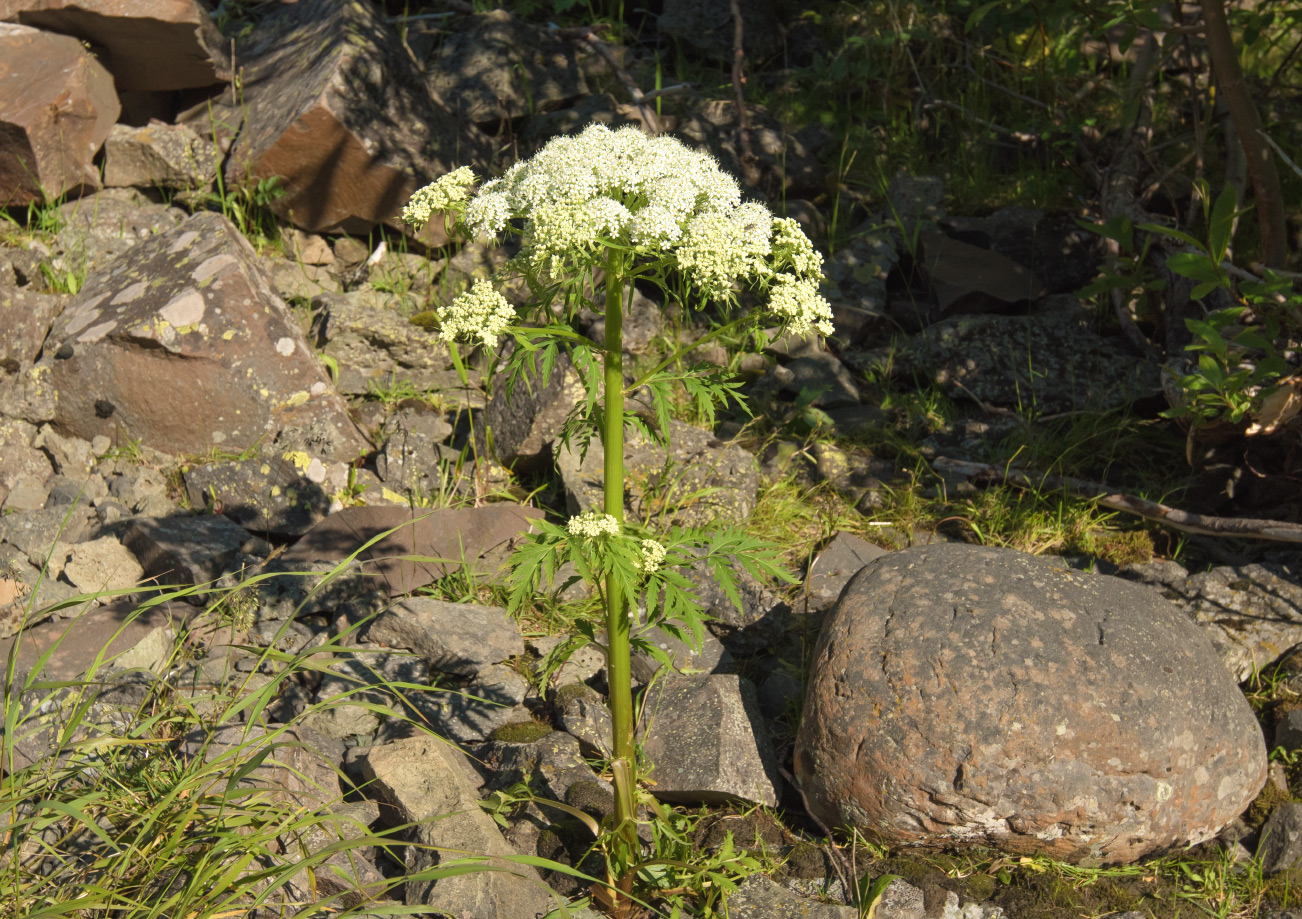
[729,0,758,184]
[933,456,1302,543]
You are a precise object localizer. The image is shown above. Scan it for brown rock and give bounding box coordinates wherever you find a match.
[1,288,64,370]
[0,0,230,92]
[279,503,543,596]
[795,543,1267,865]
[0,22,119,205]
[0,598,182,682]
[36,211,370,460]
[224,0,492,238]
[101,121,220,190]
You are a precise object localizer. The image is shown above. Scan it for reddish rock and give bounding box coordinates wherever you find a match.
[0,23,119,205]
[795,543,1267,865]
[224,0,492,238]
[0,0,229,92]
[35,211,370,460]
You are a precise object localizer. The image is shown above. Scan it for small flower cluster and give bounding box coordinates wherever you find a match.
[634,539,667,575]
[436,279,515,349]
[403,166,476,228]
[567,511,620,539]
[767,275,835,337]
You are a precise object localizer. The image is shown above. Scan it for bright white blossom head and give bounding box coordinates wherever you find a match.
[403,124,835,338]
[634,539,667,575]
[567,511,620,539]
[766,274,835,337]
[403,166,476,227]
[436,279,515,349]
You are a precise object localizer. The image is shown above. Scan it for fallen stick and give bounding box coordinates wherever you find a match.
[933,456,1302,543]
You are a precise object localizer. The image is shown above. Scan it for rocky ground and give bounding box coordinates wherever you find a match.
[3,1,1302,918]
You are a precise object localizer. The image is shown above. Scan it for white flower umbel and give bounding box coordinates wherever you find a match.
[767,274,835,337]
[567,511,621,539]
[635,539,667,575]
[436,279,515,349]
[403,166,476,227]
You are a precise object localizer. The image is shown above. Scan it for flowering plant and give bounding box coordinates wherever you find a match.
[405,124,832,913]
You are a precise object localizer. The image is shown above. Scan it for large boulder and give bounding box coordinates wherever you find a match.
[33,211,370,460]
[0,22,119,205]
[224,0,492,238]
[795,543,1267,865]
[0,0,229,93]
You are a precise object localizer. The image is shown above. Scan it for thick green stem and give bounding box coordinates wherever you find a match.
[602,248,639,877]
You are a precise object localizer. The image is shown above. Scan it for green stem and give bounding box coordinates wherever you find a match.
[602,247,639,880]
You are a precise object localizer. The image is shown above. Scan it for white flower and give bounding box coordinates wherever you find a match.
[635,539,667,575]
[436,279,515,349]
[771,217,824,279]
[675,203,773,299]
[567,512,620,538]
[403,166,476,228]
[767,274,835,337]
[464,184,511,237]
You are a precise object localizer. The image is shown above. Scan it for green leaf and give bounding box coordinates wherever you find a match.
[1208,184,1238,264]
[1139,223,1204,251]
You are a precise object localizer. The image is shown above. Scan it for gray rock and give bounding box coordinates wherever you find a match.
[887,174,946,224]
[303,651,430,741]
[1260,802,1302,873]
[181,723,346,811]
[657,0,781,61]
[52,188,188,281]
[582,286,665,355]
[874,877,927,919]
[781,351,862,408]
[725,873,857,918]
[312,290,457,396]
[367,597,524,678]
[1,474,47,512]
[641,673,782,807]
[806,531,889,611]
[0,504,92,562]
[0,420,52,509]
[1275,707,1302,753]
[428,10,588,124]
[409,663,532,744]
[1157,563,1302,682]
[123,514,251,597]
[796,543,1268,864]
[919,231,1044,315]
[757,669,803,720]
[374,408,454,491]
[557,419,759,527]
[356,735,556,918]
[57,535,144,593]
[101,122,220,191]
[630,621,732,683]
[183,457,330,537]
[486,350,585,468]
[479,728,609,804]
[553,682,614,757]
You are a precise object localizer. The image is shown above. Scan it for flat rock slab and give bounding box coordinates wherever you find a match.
[558,419,759,527]
[641,673,782,807]
[368,596,523,677]
[357,734,555,917]
[36,212,369,460]
[0,22,118,204]
[279,504,543,596]
[0,0,229,92]
[0,598,181,681]
[850,314,1162,414]
[226,0,490,237]
[796,543,1267,864]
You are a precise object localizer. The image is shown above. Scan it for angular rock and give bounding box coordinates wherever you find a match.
[780,351,862,408]
[183,457,331,537]
[374,408,454,491]
[35,212,369,459]
[56,186,188,263]
[943,207,1101,296]
[0,503,91,561]
[725,874,857,919]
[123,513,252,593]
[367,596,523,678]
[0,288,63,371]
[553,682,614,757]
[279,504,543,596]
[181,723,346,810]
[806,531,889,611]
[0,0,229,93]
[641,673,782,807]
[557,419,759,527]
[1156,563,1302,682]
[409,663,531,744]
[303,651,430,741]
[479,728,607,804]
[429,10,588,124]
[312,291,458,396]
[1259,802,1302,873]
[224,0,491,237]
[101,121,220,190]
[486,351,585,467]
[630,621,731,683]
[56,534,144,593]
[0,23,119,205]
[0,598,180,683]
[356,734,555,917]
[796,543,1268,864]
[0,421,52,509]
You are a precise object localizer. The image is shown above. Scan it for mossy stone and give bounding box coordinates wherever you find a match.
[489,720,554,744]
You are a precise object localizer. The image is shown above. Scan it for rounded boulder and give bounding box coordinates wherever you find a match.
[795,543,1266,864]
